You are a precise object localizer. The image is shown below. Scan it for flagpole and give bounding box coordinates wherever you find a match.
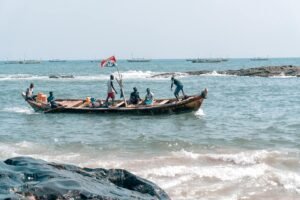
[101,56,127,107]
[115,65,128,107]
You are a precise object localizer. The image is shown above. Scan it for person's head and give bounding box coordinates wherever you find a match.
[146,88,150,93]
[30,83,34,88]
[49,91,53,96]
[171,75,175,80]
[110,74,114,80]
[133,87,137,92]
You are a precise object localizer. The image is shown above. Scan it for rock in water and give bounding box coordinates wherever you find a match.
[152,65,300,78]
[0,157,170,200]
[49,75,74,79]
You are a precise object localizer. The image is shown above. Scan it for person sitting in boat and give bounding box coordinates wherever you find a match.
[171,75,186,101]
[47,91,58,108]
[144,88,154,105]
[25,83,37,100]
[105,75,118,106]
[89,97,102,108]
[129,87,141,105]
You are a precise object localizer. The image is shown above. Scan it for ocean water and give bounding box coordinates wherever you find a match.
[0,58,300,199]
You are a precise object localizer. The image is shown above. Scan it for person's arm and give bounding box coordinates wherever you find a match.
[171,80,174,90]
[25,88,29,97]
[111,82,118,94]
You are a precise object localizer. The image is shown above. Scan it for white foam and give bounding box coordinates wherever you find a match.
[200,70,235,77]
[270,75,297,78]
[1,107,36,114]
[140,164,269,185]
[0,71,163,81]
[116,70,155,79]
[276,171,300,193]
[204,150,276,165]
[0,142,81,164]
[0,74,48,81]
[173,149,201,160]
[194,108,205,118]
[171,149,282,165]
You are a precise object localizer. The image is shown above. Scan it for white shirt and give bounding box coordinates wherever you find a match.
[26,87,33,97]
[107,80,113,93]
[145,92,154,101]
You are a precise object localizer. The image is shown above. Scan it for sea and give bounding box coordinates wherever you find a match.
[0,58,299,200]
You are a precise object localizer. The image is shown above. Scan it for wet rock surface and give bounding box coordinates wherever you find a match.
[0,157,170,200]
[49,74,74,79]
[152,65,300,78]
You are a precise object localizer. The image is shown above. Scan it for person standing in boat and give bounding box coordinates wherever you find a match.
[144,88,154,105]
[105,75,118,105]
[25,83,37,100]
[171,75,185,101]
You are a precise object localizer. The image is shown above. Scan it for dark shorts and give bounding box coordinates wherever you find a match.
[107,92,115,99]
[174,85,183,96]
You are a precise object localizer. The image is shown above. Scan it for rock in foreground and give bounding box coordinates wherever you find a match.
[0,157,170,200]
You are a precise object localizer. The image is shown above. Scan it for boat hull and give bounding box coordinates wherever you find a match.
[22,90,207,115]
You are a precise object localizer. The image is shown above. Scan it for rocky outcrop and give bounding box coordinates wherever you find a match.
[49,74,74,79]
[152,65,300,78]
[0,157,170,200]
[223,65,300,77]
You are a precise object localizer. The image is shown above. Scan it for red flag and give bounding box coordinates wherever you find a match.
[100,56,117,67]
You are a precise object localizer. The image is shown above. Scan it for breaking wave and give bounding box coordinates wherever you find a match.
[0,74,48,81]
[200,70,235,77]
[1,107,36,114]
[0,71,162,81]
[0,143,300,199]
[270,72,297,78]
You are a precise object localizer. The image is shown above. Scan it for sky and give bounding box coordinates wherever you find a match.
[0,0,300,60]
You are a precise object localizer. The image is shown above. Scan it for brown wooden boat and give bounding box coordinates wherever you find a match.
[22,89,207,115]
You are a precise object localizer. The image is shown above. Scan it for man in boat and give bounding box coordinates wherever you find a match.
[25,83,37,100]
[129,87,141,105]
[144,88,154,105]
[89,97,102,108]
[47,91,58,108]
[105,75,118,105]
[171,76,186,101]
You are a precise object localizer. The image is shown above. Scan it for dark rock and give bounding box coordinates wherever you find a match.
[61,75,74,78]
[49,75,74,79]
[0,157,170,200]
[49,75,59,78]
[152,70,210,78]
[152,66,300,78]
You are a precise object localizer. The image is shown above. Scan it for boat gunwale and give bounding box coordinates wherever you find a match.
[63,96,202,111]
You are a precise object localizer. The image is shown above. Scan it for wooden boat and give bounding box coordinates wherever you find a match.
[22,89,208,115]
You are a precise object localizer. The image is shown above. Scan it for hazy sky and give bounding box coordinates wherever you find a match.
[0,0,300,60]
